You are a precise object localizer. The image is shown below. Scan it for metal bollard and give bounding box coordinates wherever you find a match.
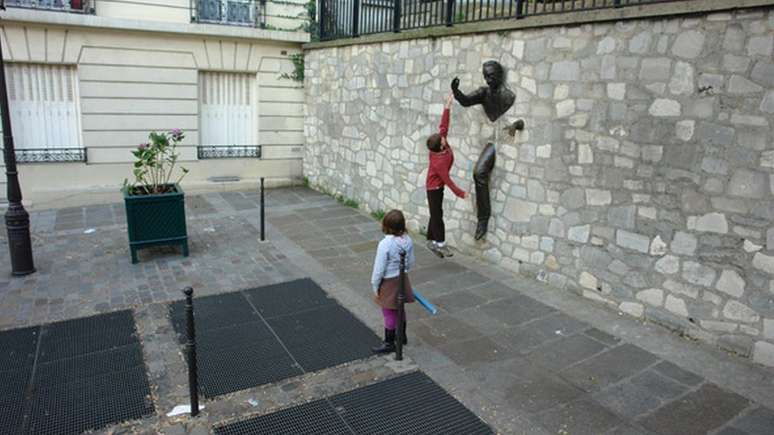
[260,177,265,242]
[395,251,406,361]
[183,287,199,417]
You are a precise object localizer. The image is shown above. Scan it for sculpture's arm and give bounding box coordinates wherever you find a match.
[450,77,486,107]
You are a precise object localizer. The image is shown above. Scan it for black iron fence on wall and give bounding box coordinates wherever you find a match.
[320,0,687,40]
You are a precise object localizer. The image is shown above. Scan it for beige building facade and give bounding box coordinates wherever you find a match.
[0,0,308,208]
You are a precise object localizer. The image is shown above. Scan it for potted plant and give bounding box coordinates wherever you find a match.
[122,129,190,264]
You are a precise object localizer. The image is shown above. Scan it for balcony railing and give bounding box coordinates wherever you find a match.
[191,0,268,27]
[320,0,696,40]
[5,0,94,13]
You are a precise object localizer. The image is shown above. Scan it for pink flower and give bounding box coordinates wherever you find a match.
[138,143,148,150]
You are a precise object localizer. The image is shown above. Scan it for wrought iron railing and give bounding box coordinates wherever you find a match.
[197,145,262,159]
[4,148,88,163]
[320,0,691,40]
[5,0,94,13]
[191,0,267,27]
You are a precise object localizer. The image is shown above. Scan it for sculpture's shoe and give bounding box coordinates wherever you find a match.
[475,221,488,240]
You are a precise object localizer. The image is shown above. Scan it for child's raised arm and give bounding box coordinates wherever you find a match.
[439,93,453,138]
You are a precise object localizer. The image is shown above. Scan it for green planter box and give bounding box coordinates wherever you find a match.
[123,183,189,264]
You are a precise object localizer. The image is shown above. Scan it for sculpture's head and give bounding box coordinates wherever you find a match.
[482,61,505,89]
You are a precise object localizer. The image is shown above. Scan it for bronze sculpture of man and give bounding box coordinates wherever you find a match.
[451,60,520,240]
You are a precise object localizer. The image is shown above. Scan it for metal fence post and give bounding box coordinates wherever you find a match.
[260,177,265,241]
[614,0,622,6]
[319,0,326,38]
[395,251,406,361]
[393,0,401,33]
[445,0,454,26]
[352,0,360,37]
[183,287,199,417]
[515,0,524,19]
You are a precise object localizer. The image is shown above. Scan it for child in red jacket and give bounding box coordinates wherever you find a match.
[425,93,466,258]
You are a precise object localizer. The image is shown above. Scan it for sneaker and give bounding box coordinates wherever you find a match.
[426,240,444,258]
[437,245,454,257]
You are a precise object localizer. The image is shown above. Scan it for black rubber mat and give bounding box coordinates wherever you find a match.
[242,278,337,319]
[169,291,260,333]
[0,326,39,369]
[0,310,154,434]
[168,279,380,398]
[28,366,154,435]
[214,372,493,435]
[269,305,379,372]
[331,371,492,435]
[215,399,349,435]
[38,311,138,362]
[35,343,145,385]
[197,337,302,398]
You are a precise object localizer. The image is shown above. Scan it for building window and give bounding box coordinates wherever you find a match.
[198,71,258,159]
[194,0,260,27]
[5,0,94,14]
[4,63,86,163]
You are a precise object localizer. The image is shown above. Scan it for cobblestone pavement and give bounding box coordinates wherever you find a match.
[1,187,774,434]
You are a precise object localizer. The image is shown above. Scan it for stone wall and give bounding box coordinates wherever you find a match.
[304,8,774,366]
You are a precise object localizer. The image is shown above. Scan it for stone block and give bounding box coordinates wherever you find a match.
[751,60,774,87]
[727,169,768,199]
[629,31,652,54]
[671,231,697,255]
[666,295,689,317]
[649,99,681,117]
[747,35,773,57]
[676,120,695,141]
[753,341,774,367]
[753,252,774,274]
[620,302,644,318]
[728,75,763,94]
[716,270,746,298]
[637,288,664,306]
[568,225,591,243]
[505,198,537,223]
[607,205,635,229]
[639,57,672,81]
[607,83,626,100]
[669,61,694,95]
[650,235,668,256]
[764,319,774,340]
[616,230,650,253]
[682,261,716,287]
[691,212,729,234]
[761,91,774,113]
[655,255,679,274]
[580,271,598,290]
[723,300,760,323]
[560,187,586,209]
[586,189,612,206]
[550,60,580,81]
[768,228,774,251]
[671,30,705,59]
[664,279,700,299]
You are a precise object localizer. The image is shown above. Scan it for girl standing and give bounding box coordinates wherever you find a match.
[371,209,416,354]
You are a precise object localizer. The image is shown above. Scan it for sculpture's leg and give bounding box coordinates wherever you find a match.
[473,142,496,240]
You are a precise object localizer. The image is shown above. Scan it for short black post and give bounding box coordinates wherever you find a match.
[393,0,401,33]
[260,177,265,241]
[395,251,406,361]
[515,0,524,19]
[613,0,622,6]
[445,0,455,26]
[183,287,199,417]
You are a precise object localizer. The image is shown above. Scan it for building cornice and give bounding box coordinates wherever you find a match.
[0,7,310,44]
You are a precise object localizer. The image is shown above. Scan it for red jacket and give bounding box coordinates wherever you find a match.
[426,108,465,198]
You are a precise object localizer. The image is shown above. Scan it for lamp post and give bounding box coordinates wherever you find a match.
[0,3,36,276]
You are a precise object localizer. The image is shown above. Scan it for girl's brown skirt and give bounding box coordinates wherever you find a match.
[374,275,415,310]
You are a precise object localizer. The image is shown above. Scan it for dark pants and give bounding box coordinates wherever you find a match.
[474,142,496,222]
[426,188,445,243]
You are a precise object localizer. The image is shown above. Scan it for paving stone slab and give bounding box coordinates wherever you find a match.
[526,333,608,372]
[637,384,750,435]
[561,344,661,392]
[534,398,624,435]
[727,406,774,435]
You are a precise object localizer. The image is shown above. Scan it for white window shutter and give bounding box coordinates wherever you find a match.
[199,71,255,146]
[4,63,81,150]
